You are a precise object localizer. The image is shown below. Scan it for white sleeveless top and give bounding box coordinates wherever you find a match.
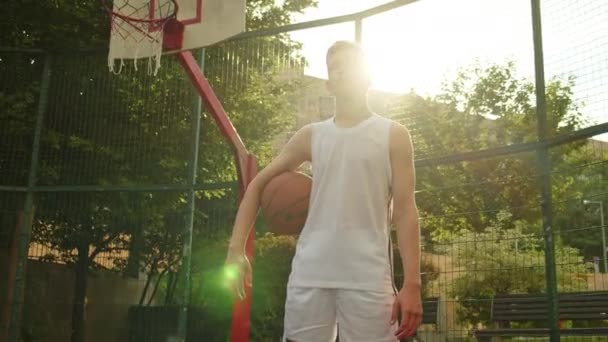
[287,113,395,293]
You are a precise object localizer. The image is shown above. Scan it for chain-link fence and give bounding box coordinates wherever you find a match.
[2,0,608,341]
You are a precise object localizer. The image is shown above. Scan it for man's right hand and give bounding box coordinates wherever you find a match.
[223,125,311,300]
[224,250,252,300]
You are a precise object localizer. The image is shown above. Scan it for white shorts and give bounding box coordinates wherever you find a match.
[282,287,398,342]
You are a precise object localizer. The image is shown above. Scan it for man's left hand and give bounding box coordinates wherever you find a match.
[391,284,422,339]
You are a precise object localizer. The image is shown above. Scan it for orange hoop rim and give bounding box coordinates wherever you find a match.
[101,0,179,25]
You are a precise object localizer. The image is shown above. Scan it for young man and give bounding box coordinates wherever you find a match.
[225,41,422,341]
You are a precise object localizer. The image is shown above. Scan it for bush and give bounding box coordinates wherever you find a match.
[446,212,590,326]
[182,232,296,341]
[186,231,436,340]
[392,248,440,298]
[250,233,297,341]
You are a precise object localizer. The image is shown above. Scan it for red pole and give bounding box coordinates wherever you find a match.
[176,51,257,342]
[229,154,257,342]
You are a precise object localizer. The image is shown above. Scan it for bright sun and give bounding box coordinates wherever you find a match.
[292,0,537,97]
[357,2,462,96]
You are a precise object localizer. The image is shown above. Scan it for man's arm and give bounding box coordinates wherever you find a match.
[389,122,422,339]
[225,125,312,297]
[390,122,421,288]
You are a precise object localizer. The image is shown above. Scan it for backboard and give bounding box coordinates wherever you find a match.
[107,0,246,74]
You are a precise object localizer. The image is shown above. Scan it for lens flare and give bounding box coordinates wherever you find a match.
[222,264,239,287]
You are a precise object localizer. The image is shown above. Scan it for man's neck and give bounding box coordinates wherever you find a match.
[334,97,371,127]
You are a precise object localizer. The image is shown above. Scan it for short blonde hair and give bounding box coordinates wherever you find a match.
[326,40,367,65]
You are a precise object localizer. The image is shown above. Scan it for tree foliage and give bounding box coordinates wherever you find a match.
[446,211,590,326]
[164,233,297,341]
[393,62,590,244]
[552,141,608,260]
[2,0,317,341]
[392,61,603,328]
[4,0,605,336]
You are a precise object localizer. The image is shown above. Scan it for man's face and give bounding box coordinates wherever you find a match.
[326,47,370,98]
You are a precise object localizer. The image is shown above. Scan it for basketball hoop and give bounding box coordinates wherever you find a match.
[102,0,183,75]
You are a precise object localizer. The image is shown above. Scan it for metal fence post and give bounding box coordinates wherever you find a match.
[530,1,559,341]
[7,53,52,342]
[175,48,206,341]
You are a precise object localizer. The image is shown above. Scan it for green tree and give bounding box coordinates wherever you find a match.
[393,62,588,242]
[2,1,317,342]
[389,62,602,329]
[0,0,108,49]
[166,233,297,341]
[552,140,608,261]
[446,211,590,326]
[0,52,45,187]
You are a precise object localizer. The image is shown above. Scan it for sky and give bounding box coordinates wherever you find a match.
[287,0,608,140]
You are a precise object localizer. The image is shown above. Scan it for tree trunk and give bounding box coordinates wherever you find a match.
[139,256,161,305]
[139,272,153,306]
[148,269,168,306]
[71,243,89,342]
[125,229,142,279]
[1,210,29,342]
[165,272,177,305]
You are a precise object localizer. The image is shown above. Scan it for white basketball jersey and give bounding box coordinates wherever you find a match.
[287,113,395,293]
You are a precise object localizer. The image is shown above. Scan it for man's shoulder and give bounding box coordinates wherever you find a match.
[305,117,333,134]
[388,121,413,156]
[378,115,403,128]
[317,116,335,126]
[373,116,410,140]
[382,117,408,134]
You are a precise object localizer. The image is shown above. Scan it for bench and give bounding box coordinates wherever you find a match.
[475,291,608,341]
[421,297,439,326]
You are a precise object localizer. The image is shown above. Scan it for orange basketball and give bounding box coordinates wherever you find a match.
[260,171,312,235]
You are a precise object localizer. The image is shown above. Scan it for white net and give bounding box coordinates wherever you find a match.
[107,0,177,75]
